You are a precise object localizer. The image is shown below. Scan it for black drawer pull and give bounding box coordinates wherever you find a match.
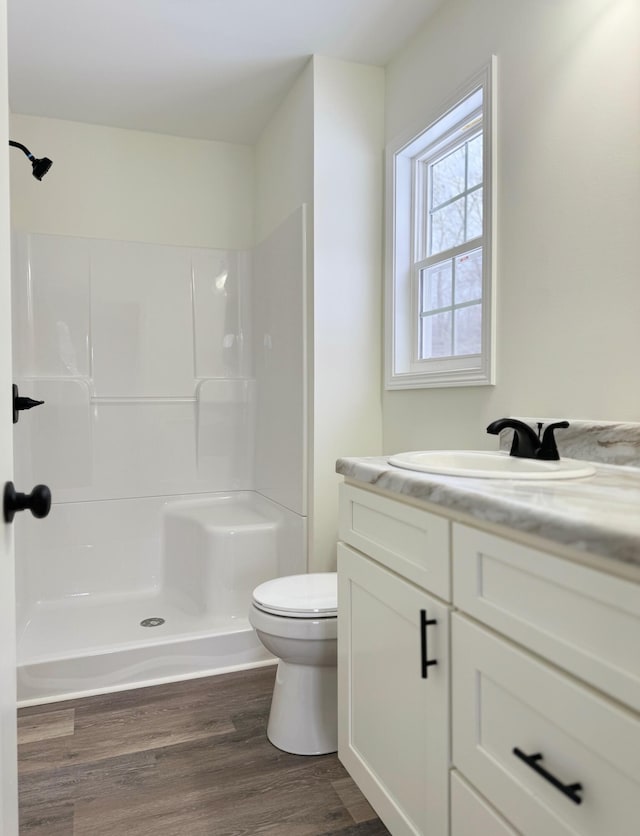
[513,748,583,805]
[420,609,437,679]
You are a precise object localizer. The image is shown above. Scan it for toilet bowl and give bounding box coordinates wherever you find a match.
[249,573,337,756]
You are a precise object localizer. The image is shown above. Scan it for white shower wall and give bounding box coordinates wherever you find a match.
[12,207,310,698]
[253,206,309,517]
[12,233,255,503]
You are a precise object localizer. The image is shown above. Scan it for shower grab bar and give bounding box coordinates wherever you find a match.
[91,396,198,404]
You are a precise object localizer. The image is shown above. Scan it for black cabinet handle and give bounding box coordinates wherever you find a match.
[513,748,583,805]
[3,482,52,524]
[420,609,437,678]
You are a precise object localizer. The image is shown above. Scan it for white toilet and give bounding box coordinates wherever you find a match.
[249,572,338,756]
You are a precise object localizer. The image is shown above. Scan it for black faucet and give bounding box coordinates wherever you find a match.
[486,418,569,461]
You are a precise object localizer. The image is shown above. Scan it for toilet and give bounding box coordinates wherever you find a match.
[249,572,338,756]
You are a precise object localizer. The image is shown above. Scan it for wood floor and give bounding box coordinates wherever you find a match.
[18,665,390,836]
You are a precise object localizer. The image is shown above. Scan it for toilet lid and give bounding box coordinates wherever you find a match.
[252,573,337,618]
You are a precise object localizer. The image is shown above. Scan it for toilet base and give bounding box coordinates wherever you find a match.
[267,659,337,755]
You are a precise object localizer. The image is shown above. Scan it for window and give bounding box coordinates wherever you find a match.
[385,59,496,389]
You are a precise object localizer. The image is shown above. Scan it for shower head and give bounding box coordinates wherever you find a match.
[30,156,53,180]
[9,140,53,180]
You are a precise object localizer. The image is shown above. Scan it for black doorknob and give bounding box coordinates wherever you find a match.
[3,482,52,523]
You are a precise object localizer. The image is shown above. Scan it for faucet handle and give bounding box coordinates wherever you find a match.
[537,421,570,461]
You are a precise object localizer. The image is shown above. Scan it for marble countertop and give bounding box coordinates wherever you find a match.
[336,456,640,572]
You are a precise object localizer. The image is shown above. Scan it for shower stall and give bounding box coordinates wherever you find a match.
[12,207,309,704]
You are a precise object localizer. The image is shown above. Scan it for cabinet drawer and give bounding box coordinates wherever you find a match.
[339,483,450,600]
[450,771,518,836]
[453,524,640,711]
[452,614,640,836]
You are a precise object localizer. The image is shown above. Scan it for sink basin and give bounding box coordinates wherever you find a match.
[387,450,596,480]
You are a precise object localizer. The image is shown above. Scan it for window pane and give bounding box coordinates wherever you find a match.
[466,188,483,241]
[421,311,452,358]
[431,146,465,208]
[421,261,452,311]
[430,197,465,256]
[467,134,483,189]
[454,249,482,304]
[454,304,482,355]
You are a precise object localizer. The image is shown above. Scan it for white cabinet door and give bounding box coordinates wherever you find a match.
[338,543,449,836]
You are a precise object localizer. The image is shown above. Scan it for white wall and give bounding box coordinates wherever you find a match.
[254,61,314,244]
[312,56,384,571]
[9,114,254,249]
[253,63,315,565]
[254,55,385,572]
[383,0,640,453]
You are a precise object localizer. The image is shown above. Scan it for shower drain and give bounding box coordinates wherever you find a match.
[140,617,165,628]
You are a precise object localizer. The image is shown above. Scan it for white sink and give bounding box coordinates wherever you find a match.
[387,450,596,480]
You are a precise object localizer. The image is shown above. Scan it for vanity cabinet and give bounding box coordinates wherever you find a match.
[337,482,640,836]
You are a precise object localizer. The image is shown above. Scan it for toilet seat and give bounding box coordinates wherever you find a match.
[252,573,337,618]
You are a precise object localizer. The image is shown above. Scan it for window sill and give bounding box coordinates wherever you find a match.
[385,366,495,390]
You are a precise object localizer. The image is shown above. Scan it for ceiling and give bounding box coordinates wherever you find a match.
[8,0,442,145]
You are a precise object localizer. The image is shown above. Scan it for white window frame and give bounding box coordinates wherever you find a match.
[385,58,497,389]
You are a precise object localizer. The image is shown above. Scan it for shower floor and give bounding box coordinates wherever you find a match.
[17,591,272,706]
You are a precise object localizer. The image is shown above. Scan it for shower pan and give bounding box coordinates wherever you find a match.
[12,209,309,704]
[16,491,304,703]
